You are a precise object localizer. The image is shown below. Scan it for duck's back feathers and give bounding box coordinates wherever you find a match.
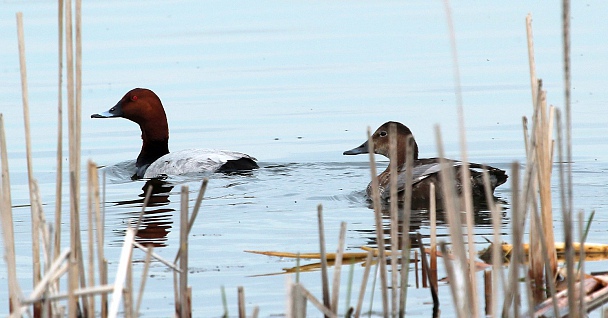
[372,158,508,202]
[142,149,258,178]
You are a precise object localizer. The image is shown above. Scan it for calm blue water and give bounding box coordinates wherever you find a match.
[1,1,607,316]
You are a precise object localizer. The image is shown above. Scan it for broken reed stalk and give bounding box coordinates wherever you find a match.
[354,251,373,318]
[179,185,190,317]
[502,163,521,318]
[54,0,64,273]
[399,135,414,318]
[578,212,586,317]
[0,114,21,313]
[296,284,337,318]
[365,127,389,318]
[317,204,331,316]
[16,13,43,317]
[388,122,398,318]
[434,125,471,317]
[429,183,438,292]
[330,222,347,315]
[174,179,208,262]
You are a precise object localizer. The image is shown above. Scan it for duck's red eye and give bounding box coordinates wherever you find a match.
[131,95,138,101]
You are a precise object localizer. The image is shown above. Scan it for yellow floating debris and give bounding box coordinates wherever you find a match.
[244,250,370,260]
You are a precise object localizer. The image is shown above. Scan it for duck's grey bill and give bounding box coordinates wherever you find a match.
[91,110,117,118]
[343,142,369,155]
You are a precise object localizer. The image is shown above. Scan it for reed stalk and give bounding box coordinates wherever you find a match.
[54,0,64,273]
[354,251,373,318]
[434,125,471,317]
[180,185,190,317]
[108,227,135,318]
[0,114,21,314]
[398,135,414,318]
[133,246,154,317]
[16,13,43,317]
[296,284,337,318]
[330,222,347,314]
[366,127,389,318]
[238,286,245,318]
[388,123,398,318]
[86,161,96,316]
[317,204,331,315]
[429,183,437,292]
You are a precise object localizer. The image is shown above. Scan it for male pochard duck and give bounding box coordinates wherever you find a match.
[92,88,258,179]
[343,121,507,206]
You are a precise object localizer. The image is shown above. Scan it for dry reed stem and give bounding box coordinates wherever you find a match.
[124,256,133,318]
[87,161,96,316]
[252,305,260,318]
[434,125,471,317]
[354,251,373,318]
[54,0,64,273]
[179,186,190,317]
[429,183,438,292]
[296,284,337,318]
[416,233,437,305]
[108,227,135,318]
[30,284,114,303]
[399,135,414,318]
[414,251,419,289]
[238,286,246,318]
[133,246,154,317]
[0,114,21,314]
[578,212,586,317]
[365,127,389,318]
[16,14,44,316]
[480,168,506,317]
[438,241,465,317]
[388,123,399,318]
[174,179,208,263]
[25,249,70,305]
[330,222,347,314]
[503,163,520,318]
[441,1,479,312]
[317,204,331,315]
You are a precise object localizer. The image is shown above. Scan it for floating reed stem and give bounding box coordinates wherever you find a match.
[317,204,331,315]
[365,127,389,318]
[330,222,347,314]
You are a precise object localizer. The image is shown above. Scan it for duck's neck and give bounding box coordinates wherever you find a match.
[393,140,420,167]
[136,121,169,168]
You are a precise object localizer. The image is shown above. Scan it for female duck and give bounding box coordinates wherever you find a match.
[92,88,258,179]
[343,121,507,206]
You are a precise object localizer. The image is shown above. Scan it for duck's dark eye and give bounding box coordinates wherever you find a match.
[379,131,387,137]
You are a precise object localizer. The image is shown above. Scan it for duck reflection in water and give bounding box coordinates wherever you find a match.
[113,178,175,247]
